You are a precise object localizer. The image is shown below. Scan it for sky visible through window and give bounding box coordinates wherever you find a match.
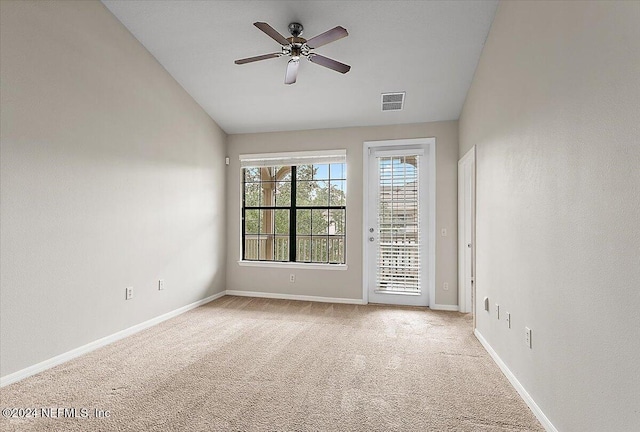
[304,164,347,196]
[314,164,346,185]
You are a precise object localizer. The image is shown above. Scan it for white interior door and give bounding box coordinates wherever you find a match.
[365,145,431,307]
[458,147,475,314]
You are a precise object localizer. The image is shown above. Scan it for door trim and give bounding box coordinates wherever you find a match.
[362,138,436,308]
[458,146,475,314]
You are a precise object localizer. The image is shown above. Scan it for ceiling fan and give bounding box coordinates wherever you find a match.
[235,22,351,85]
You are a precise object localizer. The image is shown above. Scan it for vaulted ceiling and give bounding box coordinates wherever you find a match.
[102,0,498,134]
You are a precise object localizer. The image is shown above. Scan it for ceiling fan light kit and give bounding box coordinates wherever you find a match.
[235,21,351,85]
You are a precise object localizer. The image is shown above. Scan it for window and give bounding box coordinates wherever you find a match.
[240,151,346,264]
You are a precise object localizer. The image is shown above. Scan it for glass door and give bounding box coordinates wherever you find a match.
[367,148,429,306]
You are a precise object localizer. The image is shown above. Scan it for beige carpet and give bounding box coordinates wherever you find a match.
[1,296,543,431]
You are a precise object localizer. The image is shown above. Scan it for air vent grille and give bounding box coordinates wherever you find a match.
[381,92,405,111]
[382,102,403,111]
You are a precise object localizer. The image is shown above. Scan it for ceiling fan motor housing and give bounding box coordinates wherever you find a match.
[284,23,308,59]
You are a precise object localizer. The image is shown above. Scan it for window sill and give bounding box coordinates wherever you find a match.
[237,261,348,271]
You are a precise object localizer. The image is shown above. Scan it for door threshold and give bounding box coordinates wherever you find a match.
[374,290,422,296]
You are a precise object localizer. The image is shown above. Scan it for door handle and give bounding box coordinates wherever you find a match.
[468,243,472,248]
[369,237,375,242]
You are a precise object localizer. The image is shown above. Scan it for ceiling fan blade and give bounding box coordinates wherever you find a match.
[254,22,290,46]
[308,54,351,74]
[235,53,281,65]
[284,59,299,85]
[305,26,348,49]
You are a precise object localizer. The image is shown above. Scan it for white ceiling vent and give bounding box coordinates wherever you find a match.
[381,92,405,111]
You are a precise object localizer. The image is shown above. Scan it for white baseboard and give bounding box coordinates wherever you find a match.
[474,329,558,432]
[430,303,460,311]
[0,291,226,388]
[225,290,366,305]
[226,291,459,310]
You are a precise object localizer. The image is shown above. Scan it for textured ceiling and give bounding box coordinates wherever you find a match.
[102,0,498,134]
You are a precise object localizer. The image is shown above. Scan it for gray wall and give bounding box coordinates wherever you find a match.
[0,1,227,377]
[226,122,459,305]
[459,1,640,430]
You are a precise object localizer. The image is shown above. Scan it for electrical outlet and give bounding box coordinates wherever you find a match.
[158,280,165,291]
[443,282,449,291]
[495,304,500,319]
[289,274,295,283]
[525,327,532,348]
[125,287,133,300]
[483,297,489,311]
[506,312,511,328]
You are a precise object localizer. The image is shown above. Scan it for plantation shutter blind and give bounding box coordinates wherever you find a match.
[375,150,423,294]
